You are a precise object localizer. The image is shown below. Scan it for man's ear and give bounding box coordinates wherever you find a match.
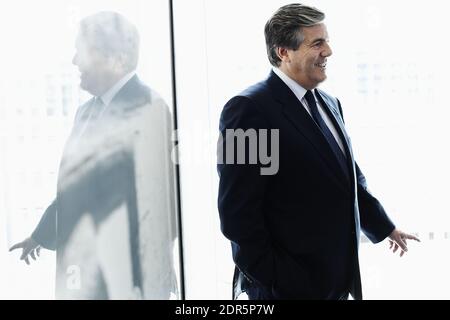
[109,54,127,74]
[276,47,290,64]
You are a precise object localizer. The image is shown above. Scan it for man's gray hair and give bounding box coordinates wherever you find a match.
[79,11,140,72]
[264,3,325,67]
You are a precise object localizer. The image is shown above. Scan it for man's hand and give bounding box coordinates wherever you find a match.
[388,229,420,257]
[9,237,41,265]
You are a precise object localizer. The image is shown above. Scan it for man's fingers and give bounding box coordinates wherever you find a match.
[389,231,419,256]
[9,242,23,252]
[20,249,30,260]
[393,243,399,253]
[10,238,41,263]
[397,237,408,252]
[36,247,41,257]
[405,234,420,242]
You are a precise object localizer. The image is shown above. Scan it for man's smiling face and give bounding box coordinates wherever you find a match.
[280,23,332,89]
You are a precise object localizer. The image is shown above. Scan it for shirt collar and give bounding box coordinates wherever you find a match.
[272,67,308,102]
[100,70,136,106]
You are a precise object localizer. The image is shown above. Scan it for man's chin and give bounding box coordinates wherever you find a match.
[315,74,327,85]
[79,82,94,95]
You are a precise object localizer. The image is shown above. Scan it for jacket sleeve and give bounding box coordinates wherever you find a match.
[31,200,57,250]
[30,103,91,251]
[217,96,313,299]
[336,99,395,243]
[355,164,395,243]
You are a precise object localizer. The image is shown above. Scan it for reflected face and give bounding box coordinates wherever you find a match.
[72,34,117,96]
[281,23,332,90]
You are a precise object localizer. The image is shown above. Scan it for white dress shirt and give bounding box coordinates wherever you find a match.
[75,70,136,141]
[272,67,346,153]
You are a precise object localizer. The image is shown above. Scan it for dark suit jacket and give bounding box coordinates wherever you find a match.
[31,75,152,249]
[217,71,395,300]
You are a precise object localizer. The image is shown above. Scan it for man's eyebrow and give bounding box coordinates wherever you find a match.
[308,38,328,45]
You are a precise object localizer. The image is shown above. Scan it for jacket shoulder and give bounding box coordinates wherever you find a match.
[220,81,273,131]
[239,80,273,104]
[223,80,273,115]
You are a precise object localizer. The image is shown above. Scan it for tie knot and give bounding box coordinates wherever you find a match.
[94,97,105,107]
[305,90,316,103]
[304,90,316,106]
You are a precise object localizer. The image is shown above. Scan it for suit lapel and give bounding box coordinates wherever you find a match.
[315,89,361,248]
[266,72,350,191]
[314,89,355,182]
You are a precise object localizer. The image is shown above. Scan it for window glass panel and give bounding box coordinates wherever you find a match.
[175,0,448,299]
[1,0,181,299]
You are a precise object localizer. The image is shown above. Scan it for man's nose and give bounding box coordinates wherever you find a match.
[72,54,77,66]
[322,42,333,58]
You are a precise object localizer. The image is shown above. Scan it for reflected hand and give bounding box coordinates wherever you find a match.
[388,229,420,257]
[9,237,41,265]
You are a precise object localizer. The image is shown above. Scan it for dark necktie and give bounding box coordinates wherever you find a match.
[89,97,105,121]
[304,90,349,180]
[75,97,105,141]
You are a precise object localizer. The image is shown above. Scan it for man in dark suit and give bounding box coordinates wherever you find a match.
[10,11,177,299]
[217,3,419,300]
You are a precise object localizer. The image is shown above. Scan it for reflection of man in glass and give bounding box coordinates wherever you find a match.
[10,11,178,299]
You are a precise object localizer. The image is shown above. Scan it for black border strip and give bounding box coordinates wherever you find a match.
[168,0,186,300]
